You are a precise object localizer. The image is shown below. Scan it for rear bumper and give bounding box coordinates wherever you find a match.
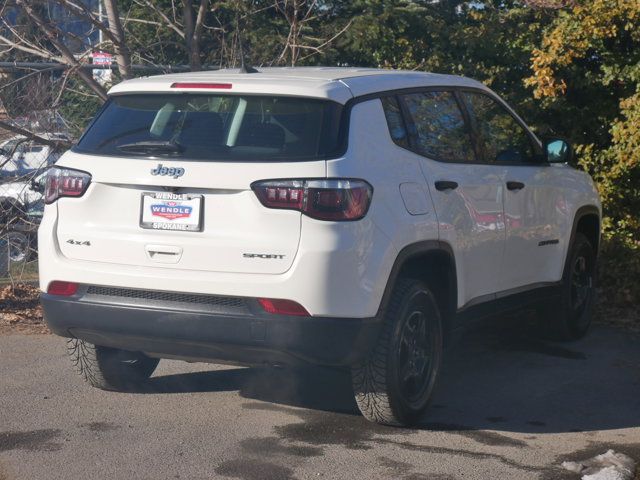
[38,201,397,319]
[41,288,382,367]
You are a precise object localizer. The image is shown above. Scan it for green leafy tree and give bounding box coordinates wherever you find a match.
[526,0,640,306]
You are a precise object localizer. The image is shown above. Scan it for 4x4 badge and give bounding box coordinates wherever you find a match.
[151,163,185,179]
[67,239,91,246]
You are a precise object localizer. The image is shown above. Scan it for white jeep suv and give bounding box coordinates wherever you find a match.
[39,67,601,426]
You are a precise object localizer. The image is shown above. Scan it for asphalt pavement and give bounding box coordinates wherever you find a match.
[1,323,639,480]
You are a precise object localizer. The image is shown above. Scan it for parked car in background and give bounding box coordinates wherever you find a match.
[1,134,65,264]
[0,169,46,264]
[0,134,66,177]
[0,169,46,212]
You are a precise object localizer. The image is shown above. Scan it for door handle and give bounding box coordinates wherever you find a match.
[506,181,525,191]
[434,180,459,191]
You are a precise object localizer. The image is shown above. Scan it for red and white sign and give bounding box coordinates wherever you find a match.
[92,52,113,85]
[92,52,113,65]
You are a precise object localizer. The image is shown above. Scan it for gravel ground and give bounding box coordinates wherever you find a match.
[0,284,47,336]
[1,323,639,480]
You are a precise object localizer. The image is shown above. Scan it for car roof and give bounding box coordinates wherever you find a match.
[108,67,489,104]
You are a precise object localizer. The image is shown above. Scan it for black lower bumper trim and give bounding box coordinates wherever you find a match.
[41,293,381,367]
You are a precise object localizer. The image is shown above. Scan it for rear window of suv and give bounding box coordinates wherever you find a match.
[74,94,344,161]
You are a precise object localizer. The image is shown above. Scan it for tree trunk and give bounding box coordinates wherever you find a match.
[183,0,208,71]
[103,0,132,79]
[291,0,299,66]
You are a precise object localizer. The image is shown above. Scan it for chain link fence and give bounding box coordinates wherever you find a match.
[0,132,65,283]
[0,67,82,285]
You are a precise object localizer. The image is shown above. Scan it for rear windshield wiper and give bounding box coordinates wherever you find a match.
[116,140,183,155]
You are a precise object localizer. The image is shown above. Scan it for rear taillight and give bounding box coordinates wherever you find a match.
[47,281,79,296]
[44,167,92,204]
[258,298,310,316]
[251,179,372,221]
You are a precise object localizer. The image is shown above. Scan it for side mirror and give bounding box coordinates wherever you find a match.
[545,138,572,164]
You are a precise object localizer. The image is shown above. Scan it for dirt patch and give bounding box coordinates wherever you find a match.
[0,459,13,480]
[81,422,121,433]
[240,437,323,458]
[594,303,640,335]
[215,459,296,480]
[0,283,48,335]
[0,429,62,452]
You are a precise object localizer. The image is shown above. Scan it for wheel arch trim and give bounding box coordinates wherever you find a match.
[376,241,457,330]
[563,205,601,276]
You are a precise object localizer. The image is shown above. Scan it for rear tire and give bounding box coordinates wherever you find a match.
[538,232,596,341]
[67,339,159,391]
[351,279,443,427]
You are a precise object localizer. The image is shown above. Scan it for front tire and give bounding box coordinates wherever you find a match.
[539,232,596,340]
[351,279,443,426]
[67,339,159,391]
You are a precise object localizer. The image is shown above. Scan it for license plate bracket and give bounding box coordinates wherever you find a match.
[140,192,203,232]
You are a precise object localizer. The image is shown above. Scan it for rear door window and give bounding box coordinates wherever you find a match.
[75,94,344,161]
[398,91,476,163]
[461,92,541,164]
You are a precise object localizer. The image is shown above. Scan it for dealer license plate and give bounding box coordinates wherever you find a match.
[140,192,203,232]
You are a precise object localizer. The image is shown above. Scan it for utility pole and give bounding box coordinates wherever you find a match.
[98,0,103,46]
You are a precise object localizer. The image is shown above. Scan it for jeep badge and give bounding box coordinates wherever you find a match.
[151,163,185,179]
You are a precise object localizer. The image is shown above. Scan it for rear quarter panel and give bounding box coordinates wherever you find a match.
[326,99,439,316]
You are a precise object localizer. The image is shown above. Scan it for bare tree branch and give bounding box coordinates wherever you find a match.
[298,19,353,62]
[0,120,72,149]
[0,32,64,62]
[274,0,333,66]
[54,0,118,44]
[136,0,185,38]
[14,0,108,100]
